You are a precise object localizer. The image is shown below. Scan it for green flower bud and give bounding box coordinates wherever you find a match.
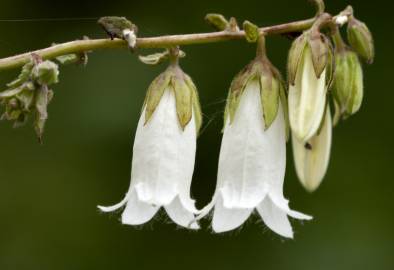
[32,61,59,86]
[243,21,259,43]
[292,106,332,192]
[225,36,285,130]
[143,63,202,132]
[347,17,374,64]
[205,13,229,31]
[332,49,363,118]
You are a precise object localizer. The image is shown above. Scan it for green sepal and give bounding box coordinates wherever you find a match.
[172,72,193,130]
[347,17,374,64]
[143,71,171,125]
[225,60,261,124]
[184,74,203,134]
[279,82,290,141]
[346,54,363,115]
[332,98,341,127]
[243,20,260,43]
[287,34,307,85]
[260,70,279,130]
[308,32,329,79]
[325,41,335,89]
[7,62,34,88]
[205,13,229,31]
[34,85,49,143]
[17,87,35,111]
[0,87,25,99]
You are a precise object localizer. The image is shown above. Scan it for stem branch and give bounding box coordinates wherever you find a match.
[0,18,315,71]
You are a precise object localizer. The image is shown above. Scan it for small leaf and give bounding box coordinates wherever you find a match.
[7,62,34,88]
[139,51,169,65]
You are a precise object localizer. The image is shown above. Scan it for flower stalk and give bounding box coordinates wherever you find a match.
[0,5,354,72]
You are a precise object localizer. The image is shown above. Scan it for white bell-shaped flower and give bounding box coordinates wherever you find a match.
[198,79,312,238]
[99,87,200,229]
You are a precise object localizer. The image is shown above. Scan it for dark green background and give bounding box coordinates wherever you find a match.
[0,0,392,269]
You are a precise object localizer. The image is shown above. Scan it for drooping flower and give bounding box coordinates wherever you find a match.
[292,106,332,192]
[287,30,333,142]
[99,58,202,229]
[198,37,312,238]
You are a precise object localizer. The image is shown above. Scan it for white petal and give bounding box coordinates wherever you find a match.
[212,194,253,233]
[292,107,332,192]
[289,47,327,142]
[98,192,130,213]
[269,193,312,220]
[131,88,197,205]
[165,196,199,229]
[121,190,160,225]
[257,196,294,238]
[216,80,286,209]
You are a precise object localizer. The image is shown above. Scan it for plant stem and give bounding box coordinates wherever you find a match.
[0,18,316,71]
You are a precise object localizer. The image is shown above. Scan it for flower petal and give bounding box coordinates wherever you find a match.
[121,191,160,225]
[132,88,197,205]
[257,196,294,238]
[268,193,313,220]
[165,196,199,229]
[217,80,285,209]
[97,192,130,212]
[212,195,252,233]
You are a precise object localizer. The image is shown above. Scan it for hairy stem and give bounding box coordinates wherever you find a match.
[0,18,315,71]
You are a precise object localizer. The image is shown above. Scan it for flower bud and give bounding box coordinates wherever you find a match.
[205,13,229,31]
[332,49,363,119]
[287,31,333,142]
[32,61,59,86]
[347,17,374,64]
[292,106,332,192]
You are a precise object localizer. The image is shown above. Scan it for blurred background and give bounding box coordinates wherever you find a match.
[0,0,392,269]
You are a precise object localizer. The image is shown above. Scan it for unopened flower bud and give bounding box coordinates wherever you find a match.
[287,30,333,142]
[32,61,59,86]
[205,13,229,31]
[332,49,363,119]
[292,106,332,192]
[347,17,374,64]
